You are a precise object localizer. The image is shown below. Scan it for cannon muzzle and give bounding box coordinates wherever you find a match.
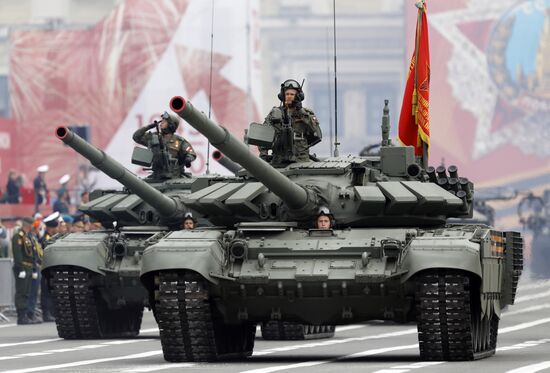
[170,96,310,210]
[56,126,178,217]
[212,150,241,175]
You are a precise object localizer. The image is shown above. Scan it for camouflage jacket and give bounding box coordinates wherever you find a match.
[133,128,197,175]
[261,106,322,165]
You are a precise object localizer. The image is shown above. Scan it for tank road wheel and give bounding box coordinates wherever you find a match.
[261,321,335,340]
[415,270,499,361]
[156,271,256,362]
[49,267,144,339]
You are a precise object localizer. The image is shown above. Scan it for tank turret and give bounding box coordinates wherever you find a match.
[56,126,179,217]
[169,96,471,227]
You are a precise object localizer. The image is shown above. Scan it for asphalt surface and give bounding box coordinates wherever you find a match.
[1,275,550,373]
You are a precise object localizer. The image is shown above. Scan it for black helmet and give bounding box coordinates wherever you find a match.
[161,111,180,133]
[278,79,305,102]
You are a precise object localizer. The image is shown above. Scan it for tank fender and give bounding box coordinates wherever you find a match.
[42,232,109,276]
[400,236,482,283]
[140,230,225,284]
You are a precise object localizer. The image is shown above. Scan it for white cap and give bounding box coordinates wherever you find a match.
[33,212,43,220]
[59,174,71,184]
[43,211,60,224]
[37,164,49,173]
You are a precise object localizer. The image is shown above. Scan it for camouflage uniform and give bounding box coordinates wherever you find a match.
[133,125,196,176]
[12,228,35,322]
[261,106,322,166]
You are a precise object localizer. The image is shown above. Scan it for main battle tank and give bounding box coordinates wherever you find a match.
[518,190,550,278]
[139,97,523,362]
[42,126,229,339]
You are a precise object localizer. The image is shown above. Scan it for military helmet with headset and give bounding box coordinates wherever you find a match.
[278,79,305,102]
[161,111,180,133]
[316,206,335,228]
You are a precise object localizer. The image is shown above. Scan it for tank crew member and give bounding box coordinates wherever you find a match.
[133,111,196,176]
[12,217,37,324]
[182,212,196,230]
[39,212,60,322]
[260,79,322,166]
[33,165,49,212]
[315,206,335,230]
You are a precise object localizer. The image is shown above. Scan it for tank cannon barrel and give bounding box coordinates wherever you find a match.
[212,150,242,175]
[55,126,178,217]
[170,96,309,210]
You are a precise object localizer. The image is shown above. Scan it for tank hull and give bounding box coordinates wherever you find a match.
[42,228,165,339]
[141,225,522,361]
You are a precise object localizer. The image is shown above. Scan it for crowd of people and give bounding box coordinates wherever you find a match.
[4,210,103,325]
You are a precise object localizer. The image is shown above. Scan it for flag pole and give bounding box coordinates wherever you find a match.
[413,0,428,169]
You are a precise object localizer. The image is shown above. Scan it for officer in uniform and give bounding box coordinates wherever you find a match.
[12,217,37,324]
[26,219,43,323]
[133,111,196,177]
[260,79,322,166]
[39,212,60,322]
[33,165,49,213]
[315,207,335,230]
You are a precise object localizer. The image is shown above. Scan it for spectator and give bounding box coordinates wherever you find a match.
[5,170,22,204]
[0,218,8,257]
[33,165,49,212]
[53,190,70,214]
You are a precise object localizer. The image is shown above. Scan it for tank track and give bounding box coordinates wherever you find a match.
[415,270,498,361]
[49,267,143,339]
[156,271,256,362]
[261,322,335,340]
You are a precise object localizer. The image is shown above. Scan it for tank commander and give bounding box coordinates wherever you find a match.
[182,212,196,230]
[133,111,196,177]
[315,206,335,230]
[259,79,322,166]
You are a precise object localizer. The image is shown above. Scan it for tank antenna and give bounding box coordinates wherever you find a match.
[326,27,334,156]
[206,0,215,175]
[332,0,339,157]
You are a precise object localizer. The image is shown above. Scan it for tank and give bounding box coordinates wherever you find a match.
[138,97,523,362]
[212,150,336,341]
[518,190,550,278]
[42,126,230,339]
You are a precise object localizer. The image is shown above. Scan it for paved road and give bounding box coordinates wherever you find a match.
[1,276,549,373]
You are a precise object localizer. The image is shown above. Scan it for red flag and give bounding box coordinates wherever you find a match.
[398,1,430,157]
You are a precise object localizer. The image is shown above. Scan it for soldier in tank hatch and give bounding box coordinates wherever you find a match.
[133,111,196,178]
[182,212,196,230]
[315,206,335,230]
[259,79,322,166]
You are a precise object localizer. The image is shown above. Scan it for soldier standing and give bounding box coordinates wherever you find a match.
[39,212,60,322]
[133,111,196,178]
[12,217,37,324]
[26,220,43,323]
[260,79,322,166]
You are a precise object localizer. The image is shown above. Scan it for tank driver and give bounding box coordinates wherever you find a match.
[133,111,196,178]
[259,79,322,166]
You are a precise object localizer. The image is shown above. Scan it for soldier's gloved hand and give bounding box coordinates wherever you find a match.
[145,122,157,130]
[32,272,38,280]
[294,100,302,110]
[18,271,26,279]
[182,156,193,168]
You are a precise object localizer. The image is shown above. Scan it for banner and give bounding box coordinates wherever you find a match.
[7,0,261,190]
